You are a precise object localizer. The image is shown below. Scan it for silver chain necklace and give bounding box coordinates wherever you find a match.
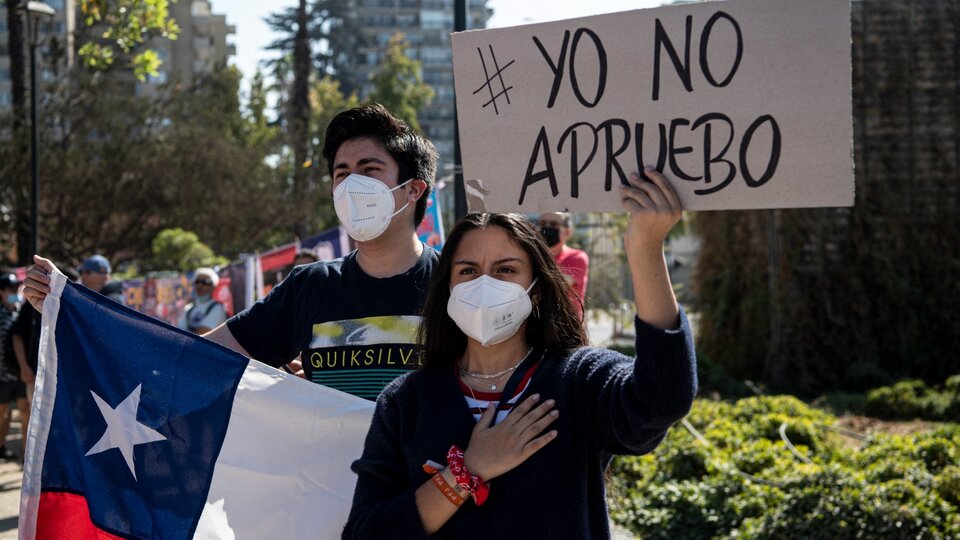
[459,347,533,391]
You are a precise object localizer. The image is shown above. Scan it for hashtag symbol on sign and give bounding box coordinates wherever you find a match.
[472,45,515,115]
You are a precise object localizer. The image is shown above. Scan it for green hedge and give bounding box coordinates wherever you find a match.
[864,375,960,421]
[608,396,960,538]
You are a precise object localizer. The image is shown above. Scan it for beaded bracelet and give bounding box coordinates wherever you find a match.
[446,445,490,506]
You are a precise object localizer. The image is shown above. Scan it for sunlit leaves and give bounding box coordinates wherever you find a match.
[78,0,179,80]
[367,33,434,132]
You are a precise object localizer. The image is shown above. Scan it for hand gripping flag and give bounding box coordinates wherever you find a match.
[20,270,375,539]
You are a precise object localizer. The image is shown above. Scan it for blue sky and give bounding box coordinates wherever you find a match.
[214,0,667,82]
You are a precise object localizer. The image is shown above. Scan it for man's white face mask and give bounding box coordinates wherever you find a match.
[333,173,410,242]
[447,275,538,346]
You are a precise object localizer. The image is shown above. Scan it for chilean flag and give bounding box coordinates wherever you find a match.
[20,270,374,539]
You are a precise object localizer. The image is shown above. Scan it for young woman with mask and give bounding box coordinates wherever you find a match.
[344,169,697,539]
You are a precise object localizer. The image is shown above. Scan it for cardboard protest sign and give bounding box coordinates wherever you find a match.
[451,0,854,212]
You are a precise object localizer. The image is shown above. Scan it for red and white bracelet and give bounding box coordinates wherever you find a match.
[446,445,490,506]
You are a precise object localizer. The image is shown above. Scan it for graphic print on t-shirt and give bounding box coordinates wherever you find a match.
[305,315,424,400]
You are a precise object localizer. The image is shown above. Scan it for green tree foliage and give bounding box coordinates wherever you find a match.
[77,0,179,80]
[0,65,287,268]
[608,397,960,538]
[367,33,435,132]
[865,375,960,421]
[264,0,366,237]
[262,9,435,239]
[149,228,227,272]
[692,211,774,387]
[245,70,276,149]
[264,0,366,93]
[693,198,959,395]
[306,76,360,233]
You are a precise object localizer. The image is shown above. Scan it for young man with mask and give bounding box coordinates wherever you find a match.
[22,105,438,401]
[538,212,590,320]
[205,104,438,400]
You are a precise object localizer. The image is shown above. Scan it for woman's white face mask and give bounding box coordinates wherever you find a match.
[333,173,410,242]
[447,275,538,346]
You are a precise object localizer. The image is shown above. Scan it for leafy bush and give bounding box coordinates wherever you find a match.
[864,375,960,421]
[935,466,960,506]
[608,396,960,538]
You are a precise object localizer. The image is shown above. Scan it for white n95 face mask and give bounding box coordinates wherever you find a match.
[447,275,538,346]
[333,173,410,242]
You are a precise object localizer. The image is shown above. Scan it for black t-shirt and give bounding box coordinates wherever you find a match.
[227,247,438,400]
[0,307,18,381]
[10,304,39,374]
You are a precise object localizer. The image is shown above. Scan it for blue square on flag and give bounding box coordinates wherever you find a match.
[21,271,374,539]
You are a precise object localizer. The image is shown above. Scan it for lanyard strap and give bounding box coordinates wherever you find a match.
[484,349,544,426]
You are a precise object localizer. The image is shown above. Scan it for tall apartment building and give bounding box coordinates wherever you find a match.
[0,0,75,109]
[147,0,236,87]
[351,0,492,184]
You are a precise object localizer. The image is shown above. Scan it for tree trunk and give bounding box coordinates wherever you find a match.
[291,0,312,239]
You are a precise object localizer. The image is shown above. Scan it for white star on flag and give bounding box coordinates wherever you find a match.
[85,384,167,481]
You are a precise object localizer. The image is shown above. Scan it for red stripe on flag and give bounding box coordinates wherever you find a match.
[37,492,125,540]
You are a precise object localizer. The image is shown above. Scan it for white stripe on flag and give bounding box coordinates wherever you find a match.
[195,360,374,539]
[20,269,68,540]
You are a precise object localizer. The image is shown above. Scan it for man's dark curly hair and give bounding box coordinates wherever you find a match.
[322,104,438,226]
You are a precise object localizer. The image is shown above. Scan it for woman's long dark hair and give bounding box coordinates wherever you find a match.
[418,213,588,370]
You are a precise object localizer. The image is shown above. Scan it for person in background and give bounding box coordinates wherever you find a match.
[293,249,319,267]
[78,255,111,293]
[0,273,29,460]
[178,268,228,335]
[537,212,590,320]
[100,281,124,304]
[11,265,78,409]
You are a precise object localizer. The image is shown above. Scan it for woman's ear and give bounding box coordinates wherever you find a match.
[531,283,542,305]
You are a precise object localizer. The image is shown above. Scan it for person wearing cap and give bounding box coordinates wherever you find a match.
[178,268,228,335]
[78,254,112,293]
[0,273,28,460]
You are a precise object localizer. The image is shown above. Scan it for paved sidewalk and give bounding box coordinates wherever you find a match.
[0,411,23,540]
[0,459,20,540]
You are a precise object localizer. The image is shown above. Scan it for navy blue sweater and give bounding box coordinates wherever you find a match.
[344,311,697,539]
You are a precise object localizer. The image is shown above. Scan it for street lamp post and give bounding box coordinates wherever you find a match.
[18,1,56,257]
[452,0,467,220]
